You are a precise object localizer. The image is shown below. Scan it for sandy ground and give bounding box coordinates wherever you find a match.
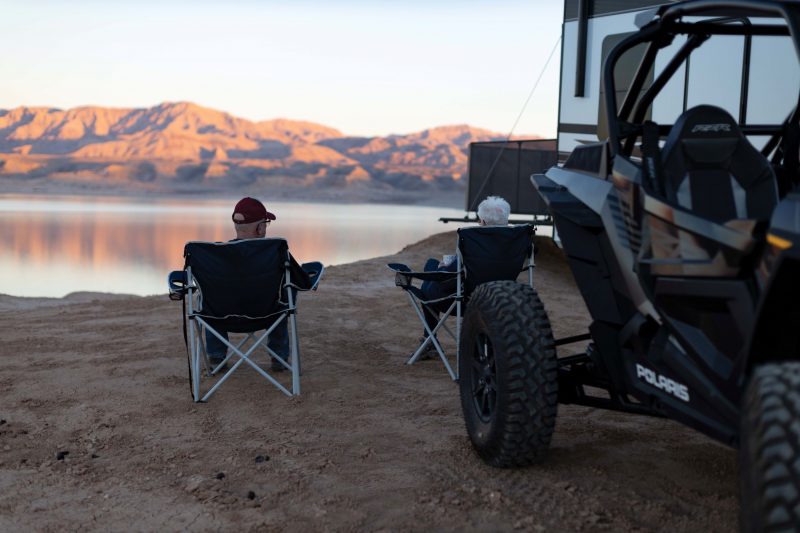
[0,232,738,532]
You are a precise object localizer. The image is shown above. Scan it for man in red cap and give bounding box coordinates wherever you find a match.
[230,196,277,239]
[206,197,287,371]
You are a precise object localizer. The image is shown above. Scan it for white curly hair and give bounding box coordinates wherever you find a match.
[477,196,511,226]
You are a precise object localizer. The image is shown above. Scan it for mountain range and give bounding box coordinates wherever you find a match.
[0,102,526,196]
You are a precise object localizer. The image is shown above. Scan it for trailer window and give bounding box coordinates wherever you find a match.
[685,35,745,120]
[747,35,799,125]
[597,32,652,140]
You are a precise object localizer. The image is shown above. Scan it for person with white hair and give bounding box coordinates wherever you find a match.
[416,196,511,355]
[476,195,511,226]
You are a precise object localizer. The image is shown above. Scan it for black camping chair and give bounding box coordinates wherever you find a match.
[387,225,535,380]
[168,239,323,402]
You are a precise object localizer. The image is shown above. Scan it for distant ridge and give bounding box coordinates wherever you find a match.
[0,102,539,194]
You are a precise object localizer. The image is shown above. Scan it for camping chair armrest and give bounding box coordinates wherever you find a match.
[387,263,459,288]
[167,270,189,301]
[301,262,325,291]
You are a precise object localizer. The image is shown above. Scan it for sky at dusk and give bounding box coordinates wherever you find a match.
[0,0,563,137]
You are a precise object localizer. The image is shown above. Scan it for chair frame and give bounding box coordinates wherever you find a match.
[179,242,322,402]
[394,226,535,381]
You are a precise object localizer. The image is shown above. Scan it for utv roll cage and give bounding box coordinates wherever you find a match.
[550,0,800,417]
[605,0,800,181]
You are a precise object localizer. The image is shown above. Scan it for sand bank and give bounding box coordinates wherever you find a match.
[0,232,736,531]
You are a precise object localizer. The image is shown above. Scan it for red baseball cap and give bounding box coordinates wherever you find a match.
[232,197,276,224]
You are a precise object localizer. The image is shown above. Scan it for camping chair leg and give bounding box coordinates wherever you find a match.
[406,293,431,363]
[408,298,458,380]
[285,282,301,395]
[409,299,452,363]
[186,273,202,402]
[189,318,201,402]
[208,335,249,376]
[204,326,236,375]
[256,315,293,373]
[409,331,442,365]
[202,356,247,401]
[197,325,294,401]
[289,312,300,395]
[433,301,458,381]
[199,324,216,376]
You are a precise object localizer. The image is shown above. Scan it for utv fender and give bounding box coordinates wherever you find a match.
[747,254,800,370]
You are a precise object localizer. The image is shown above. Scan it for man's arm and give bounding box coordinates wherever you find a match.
[287,255,313,290]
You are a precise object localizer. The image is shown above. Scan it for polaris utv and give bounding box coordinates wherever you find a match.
[457,2,800,530]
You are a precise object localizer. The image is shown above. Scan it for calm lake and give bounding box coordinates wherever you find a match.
[0,195,470,297]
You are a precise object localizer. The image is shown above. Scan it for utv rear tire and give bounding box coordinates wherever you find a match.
[740,362,800,532]
[458,280,558,467]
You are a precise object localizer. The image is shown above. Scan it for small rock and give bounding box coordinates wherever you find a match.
[255,455,269,463]
[56,451,69,460]
[2,445,10,452]
[0,419,6,425]
[215,472,225,480]
[247,491,256,500]
[91,454,99,459]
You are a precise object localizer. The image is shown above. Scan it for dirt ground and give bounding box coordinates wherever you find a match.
[0,232,738,532]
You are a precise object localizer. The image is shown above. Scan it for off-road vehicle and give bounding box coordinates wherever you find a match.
[458,2,800,530]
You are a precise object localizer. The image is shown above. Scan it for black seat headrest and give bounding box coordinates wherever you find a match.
[660,105,778,222]
[666,105,740,142]
[663,105,743,165]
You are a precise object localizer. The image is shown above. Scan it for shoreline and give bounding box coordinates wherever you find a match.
[0,182,467,209]
[0,229,460,304]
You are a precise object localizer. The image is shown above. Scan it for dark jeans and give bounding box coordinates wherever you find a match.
[205,317,290,362]
[420,258,455,337]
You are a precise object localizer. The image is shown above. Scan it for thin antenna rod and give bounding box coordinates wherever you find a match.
[468,35,562,212]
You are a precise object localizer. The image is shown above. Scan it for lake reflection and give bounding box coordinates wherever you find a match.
[0,195,469,297]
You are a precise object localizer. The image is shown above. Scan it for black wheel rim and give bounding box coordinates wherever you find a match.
[471,333,496,423]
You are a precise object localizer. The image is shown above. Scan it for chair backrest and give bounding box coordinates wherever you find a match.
[661,105,778,222]
[457,225,533,294]
[184,239,289,321]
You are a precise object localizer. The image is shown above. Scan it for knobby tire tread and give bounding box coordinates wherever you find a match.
[459,280,558,468]
[740,362,800,533]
